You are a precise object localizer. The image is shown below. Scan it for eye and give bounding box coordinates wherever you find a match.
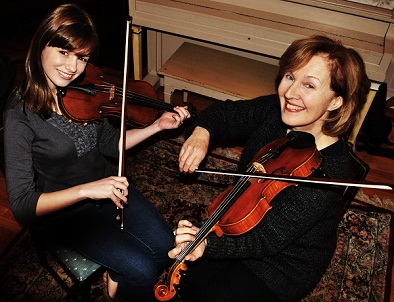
[305,83,315,89]
[284,73,294,81]
[59,50,68,56]
[78,56,89,63]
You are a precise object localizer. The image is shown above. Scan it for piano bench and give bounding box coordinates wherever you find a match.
[158,42,279,103]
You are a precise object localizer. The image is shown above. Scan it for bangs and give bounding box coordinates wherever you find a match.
[47,23,98,55]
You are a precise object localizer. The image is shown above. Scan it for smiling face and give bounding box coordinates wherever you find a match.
[41,46,90,95]
[278,55,343,139]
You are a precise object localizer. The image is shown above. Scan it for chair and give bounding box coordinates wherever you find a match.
[28,223,105,302]
[347,82,380,148]
[0,127,104,301]
[339,142,370,216]
[341,77,374,210]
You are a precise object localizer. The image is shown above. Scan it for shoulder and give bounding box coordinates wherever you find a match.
[5,101,40,125]
[244,94,281,117]
[221,94,281,118]
[320,139,349,179]
[4,94,45,143]
[321,138,348,159]
[240,94,279,108]
[214,94,279,109]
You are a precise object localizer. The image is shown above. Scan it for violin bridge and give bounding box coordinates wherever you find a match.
[253,162,267,173]
[109,85,115,100]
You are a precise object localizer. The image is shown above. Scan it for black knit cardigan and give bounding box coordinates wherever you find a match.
[184,94,349,301]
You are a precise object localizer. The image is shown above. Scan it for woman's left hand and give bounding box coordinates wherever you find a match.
[156,106,191,130]
[168,219,207,261]
[125,106,191,150]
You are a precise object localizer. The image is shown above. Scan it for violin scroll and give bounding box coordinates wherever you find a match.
[154,261,188,301]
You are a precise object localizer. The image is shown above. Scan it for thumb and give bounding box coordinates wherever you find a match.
[168,245,182,259]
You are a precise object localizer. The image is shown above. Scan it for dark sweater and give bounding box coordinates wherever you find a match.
[4,92,120,222]
[185,95,349,301]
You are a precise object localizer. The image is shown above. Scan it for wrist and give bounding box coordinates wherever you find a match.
[194,126,210,138]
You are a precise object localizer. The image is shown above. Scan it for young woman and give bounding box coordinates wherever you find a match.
[169,35,370,301]
[3,4,190,301]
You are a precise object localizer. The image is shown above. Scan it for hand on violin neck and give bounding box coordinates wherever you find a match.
[123,106,191,150]
[156,106,191,130]
[168,219,207,261]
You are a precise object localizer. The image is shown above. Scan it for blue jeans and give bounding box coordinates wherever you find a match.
[42,185,174,301]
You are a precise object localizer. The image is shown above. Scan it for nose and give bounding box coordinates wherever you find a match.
[65,56,78,73]
[284,81,300,100]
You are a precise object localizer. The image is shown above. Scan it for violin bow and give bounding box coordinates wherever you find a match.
[116,16,132,231]
[195,168,393,190]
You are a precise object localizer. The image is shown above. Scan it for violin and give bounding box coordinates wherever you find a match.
[154,131,322,301]
[57,63,195,128]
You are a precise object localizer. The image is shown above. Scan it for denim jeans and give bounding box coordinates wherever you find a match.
[42,185,174,301]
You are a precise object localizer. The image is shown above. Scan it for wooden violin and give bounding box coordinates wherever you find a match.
[154,131,322,301]
[57,63,196,128]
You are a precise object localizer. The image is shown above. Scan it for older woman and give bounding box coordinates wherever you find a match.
[169,35,370,302]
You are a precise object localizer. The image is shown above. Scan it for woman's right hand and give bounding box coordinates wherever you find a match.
[179,126,210,173]
[36,176,129,216]
[82,176,129,208]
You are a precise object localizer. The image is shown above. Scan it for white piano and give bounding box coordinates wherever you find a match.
[128,0,394,97]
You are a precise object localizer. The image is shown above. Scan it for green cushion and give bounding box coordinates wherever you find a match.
[53,245,101,282]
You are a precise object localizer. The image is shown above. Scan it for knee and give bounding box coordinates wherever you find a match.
[128,263,158,287]
[155,231,174,263]
[160,226,175,249]
[118,255,161,286]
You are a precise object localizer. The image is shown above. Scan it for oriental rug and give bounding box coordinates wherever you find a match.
[0,135,392,302]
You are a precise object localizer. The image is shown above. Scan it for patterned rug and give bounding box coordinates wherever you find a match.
[0,134,392,302]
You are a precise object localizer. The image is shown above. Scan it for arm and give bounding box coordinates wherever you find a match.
[4,107,129,220]
[179,96,280,173]
[40,106,190,215]
[125,106,190,150]
[178,126,210,173]
[35,176,129,216]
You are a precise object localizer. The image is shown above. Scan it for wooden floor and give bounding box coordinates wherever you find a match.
[0,50,394,299]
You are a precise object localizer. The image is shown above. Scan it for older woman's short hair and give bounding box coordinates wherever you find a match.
[279,35,370,137]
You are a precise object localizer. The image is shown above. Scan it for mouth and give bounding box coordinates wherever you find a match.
[285,101,305,112]
[57,69,75,81]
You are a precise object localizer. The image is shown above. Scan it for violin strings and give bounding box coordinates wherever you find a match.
[209,151,277,217]
[176,172,253,261]
[176,151,279,261]
[94,84,156,105]
[176,167,260,260]
[177,150,282,261]
[96,83,174,111]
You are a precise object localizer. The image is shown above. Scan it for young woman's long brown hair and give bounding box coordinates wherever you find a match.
[23,3,99,119]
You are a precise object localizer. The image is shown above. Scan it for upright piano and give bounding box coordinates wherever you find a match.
[128,0,394,96]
